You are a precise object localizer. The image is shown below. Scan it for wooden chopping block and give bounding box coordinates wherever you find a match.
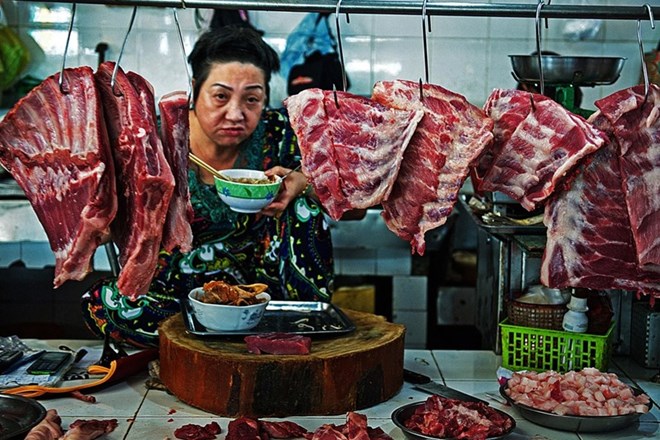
[158,308,405,417]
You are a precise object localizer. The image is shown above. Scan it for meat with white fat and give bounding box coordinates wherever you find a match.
[372,80,493,255]
[476,88,607,211]
[95,61,175,298]
[158,91,193,253]
[541,110,660,298]
[284,88,423,220]
[593,84,660,269]
[0,66,117,287]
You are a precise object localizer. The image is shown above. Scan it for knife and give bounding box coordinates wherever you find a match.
[403,368,489,405]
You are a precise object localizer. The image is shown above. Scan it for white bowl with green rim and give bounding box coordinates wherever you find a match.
[214,169,282,213]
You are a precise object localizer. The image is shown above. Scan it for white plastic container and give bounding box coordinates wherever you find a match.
[562,296,589,333]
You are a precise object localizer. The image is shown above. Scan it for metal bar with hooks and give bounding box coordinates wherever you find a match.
[14,0,660,21]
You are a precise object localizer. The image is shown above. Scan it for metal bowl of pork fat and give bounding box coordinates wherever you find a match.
[509,55,626,86]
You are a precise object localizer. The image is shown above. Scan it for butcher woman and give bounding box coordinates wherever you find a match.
[81,25,333,347]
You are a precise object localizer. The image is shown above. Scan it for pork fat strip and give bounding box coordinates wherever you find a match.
[477,88,607,211]
[284,88,423,220]
[541,112,660,298]
[372,80,493,255]
[24,409,64,440]
[158,91,193,253]
[95,61,175,298]
[593,84,660,268]
[0,66,117,287]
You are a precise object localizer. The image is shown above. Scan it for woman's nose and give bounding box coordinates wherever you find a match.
[225,100,245,121]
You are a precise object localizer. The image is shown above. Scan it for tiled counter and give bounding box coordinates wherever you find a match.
[11,339,659,440]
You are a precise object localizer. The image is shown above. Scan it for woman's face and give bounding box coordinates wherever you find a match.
[193,61,267,149]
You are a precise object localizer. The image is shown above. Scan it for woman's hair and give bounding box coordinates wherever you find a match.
[188,25,280,102]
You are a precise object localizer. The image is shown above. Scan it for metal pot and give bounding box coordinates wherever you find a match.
[510,55,626,86]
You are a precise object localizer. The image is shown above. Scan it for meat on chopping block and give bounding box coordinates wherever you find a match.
[593,84,660,269]
[541,111,660,299]
[95,61,175,298]
[284,88,423,220]
[372,80,494,255]
[158,308,405,417]
[0,66,117,287]
[475,88,608,212]
[158,91,193,253]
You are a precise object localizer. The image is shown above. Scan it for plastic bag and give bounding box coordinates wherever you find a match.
[0,6,30,91]
[562,1,602,41]
[281,13,349,95]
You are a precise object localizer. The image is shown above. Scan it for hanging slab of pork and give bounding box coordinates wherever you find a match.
[372,80,494,256]
[476,88,608,212]
[593,84,660,269]
[158,91,193,253]
[541,111,660,299]
[95,61,175,299]
[0,66,117,287]
[284,88,423,221]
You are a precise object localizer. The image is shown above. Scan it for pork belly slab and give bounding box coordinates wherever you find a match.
[594,84,660,269]
[96,61,175,298]
[477,88,607,211]
[284,88,423,221]
[372,80,494,255]
[0,66,117,287]
[158,91,193,253]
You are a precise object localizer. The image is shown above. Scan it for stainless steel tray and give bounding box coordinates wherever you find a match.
[0,394,46,440]
[499,384,651,433]
[181,299,355,337]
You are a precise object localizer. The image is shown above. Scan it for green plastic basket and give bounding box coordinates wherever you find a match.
[499,318,614,372]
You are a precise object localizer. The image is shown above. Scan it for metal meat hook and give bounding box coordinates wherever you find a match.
[58,3,77,94]
[420,0,431,100]
[110,6,138,97]
[534,0,546,97]
[638,4,656,104]
[333,0,349,108]
[172,7,193,108]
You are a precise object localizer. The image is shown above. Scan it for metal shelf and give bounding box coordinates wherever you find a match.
[16,0,660,21]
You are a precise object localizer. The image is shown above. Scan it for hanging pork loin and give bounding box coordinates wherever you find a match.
[158,91,193,253]
[372,80,494,256]
[95,61,175,299]
[475,88,608,212]
[0,66,117,287]
[284,88,423,220]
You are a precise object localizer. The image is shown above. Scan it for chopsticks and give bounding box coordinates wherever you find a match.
[188,152,226,180]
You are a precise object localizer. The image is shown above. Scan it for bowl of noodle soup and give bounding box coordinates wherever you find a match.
[214,169,282,213]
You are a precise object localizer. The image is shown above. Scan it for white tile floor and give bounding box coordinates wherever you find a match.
[12,340,660,439]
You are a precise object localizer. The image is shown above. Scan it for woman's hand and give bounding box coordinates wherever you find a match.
[261,166,310,217]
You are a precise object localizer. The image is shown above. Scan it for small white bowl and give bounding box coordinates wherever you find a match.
[214,169,282,213]
[188,287,271,331]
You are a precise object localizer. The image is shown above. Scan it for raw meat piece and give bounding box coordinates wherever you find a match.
[24,409,64,440]
[345,412,370,440]
[404,395,513,440]
[541,112,660,298]
[95,61,175,298]
[307,425,348,440]
[225,417,264,440]
[158,91,193,253]
[284,88,423,220]
[62,419,118,440]
[0,66,117,287]
[259,420,308,438]
[244,332,312,355]
[477,88,607,211]
[593,84,660,268]
[174,422,221,440]
[505,368,651,416]
[372,80,494,255]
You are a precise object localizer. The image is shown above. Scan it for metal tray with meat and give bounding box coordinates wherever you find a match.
[499,384,652,433]
[181,299,356,337]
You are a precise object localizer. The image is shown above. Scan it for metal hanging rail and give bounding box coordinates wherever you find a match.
[20,0,660,21]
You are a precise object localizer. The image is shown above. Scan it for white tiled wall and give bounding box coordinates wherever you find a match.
[3,0,660,110]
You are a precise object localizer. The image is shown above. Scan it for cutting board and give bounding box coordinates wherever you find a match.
[158,308,405,417]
